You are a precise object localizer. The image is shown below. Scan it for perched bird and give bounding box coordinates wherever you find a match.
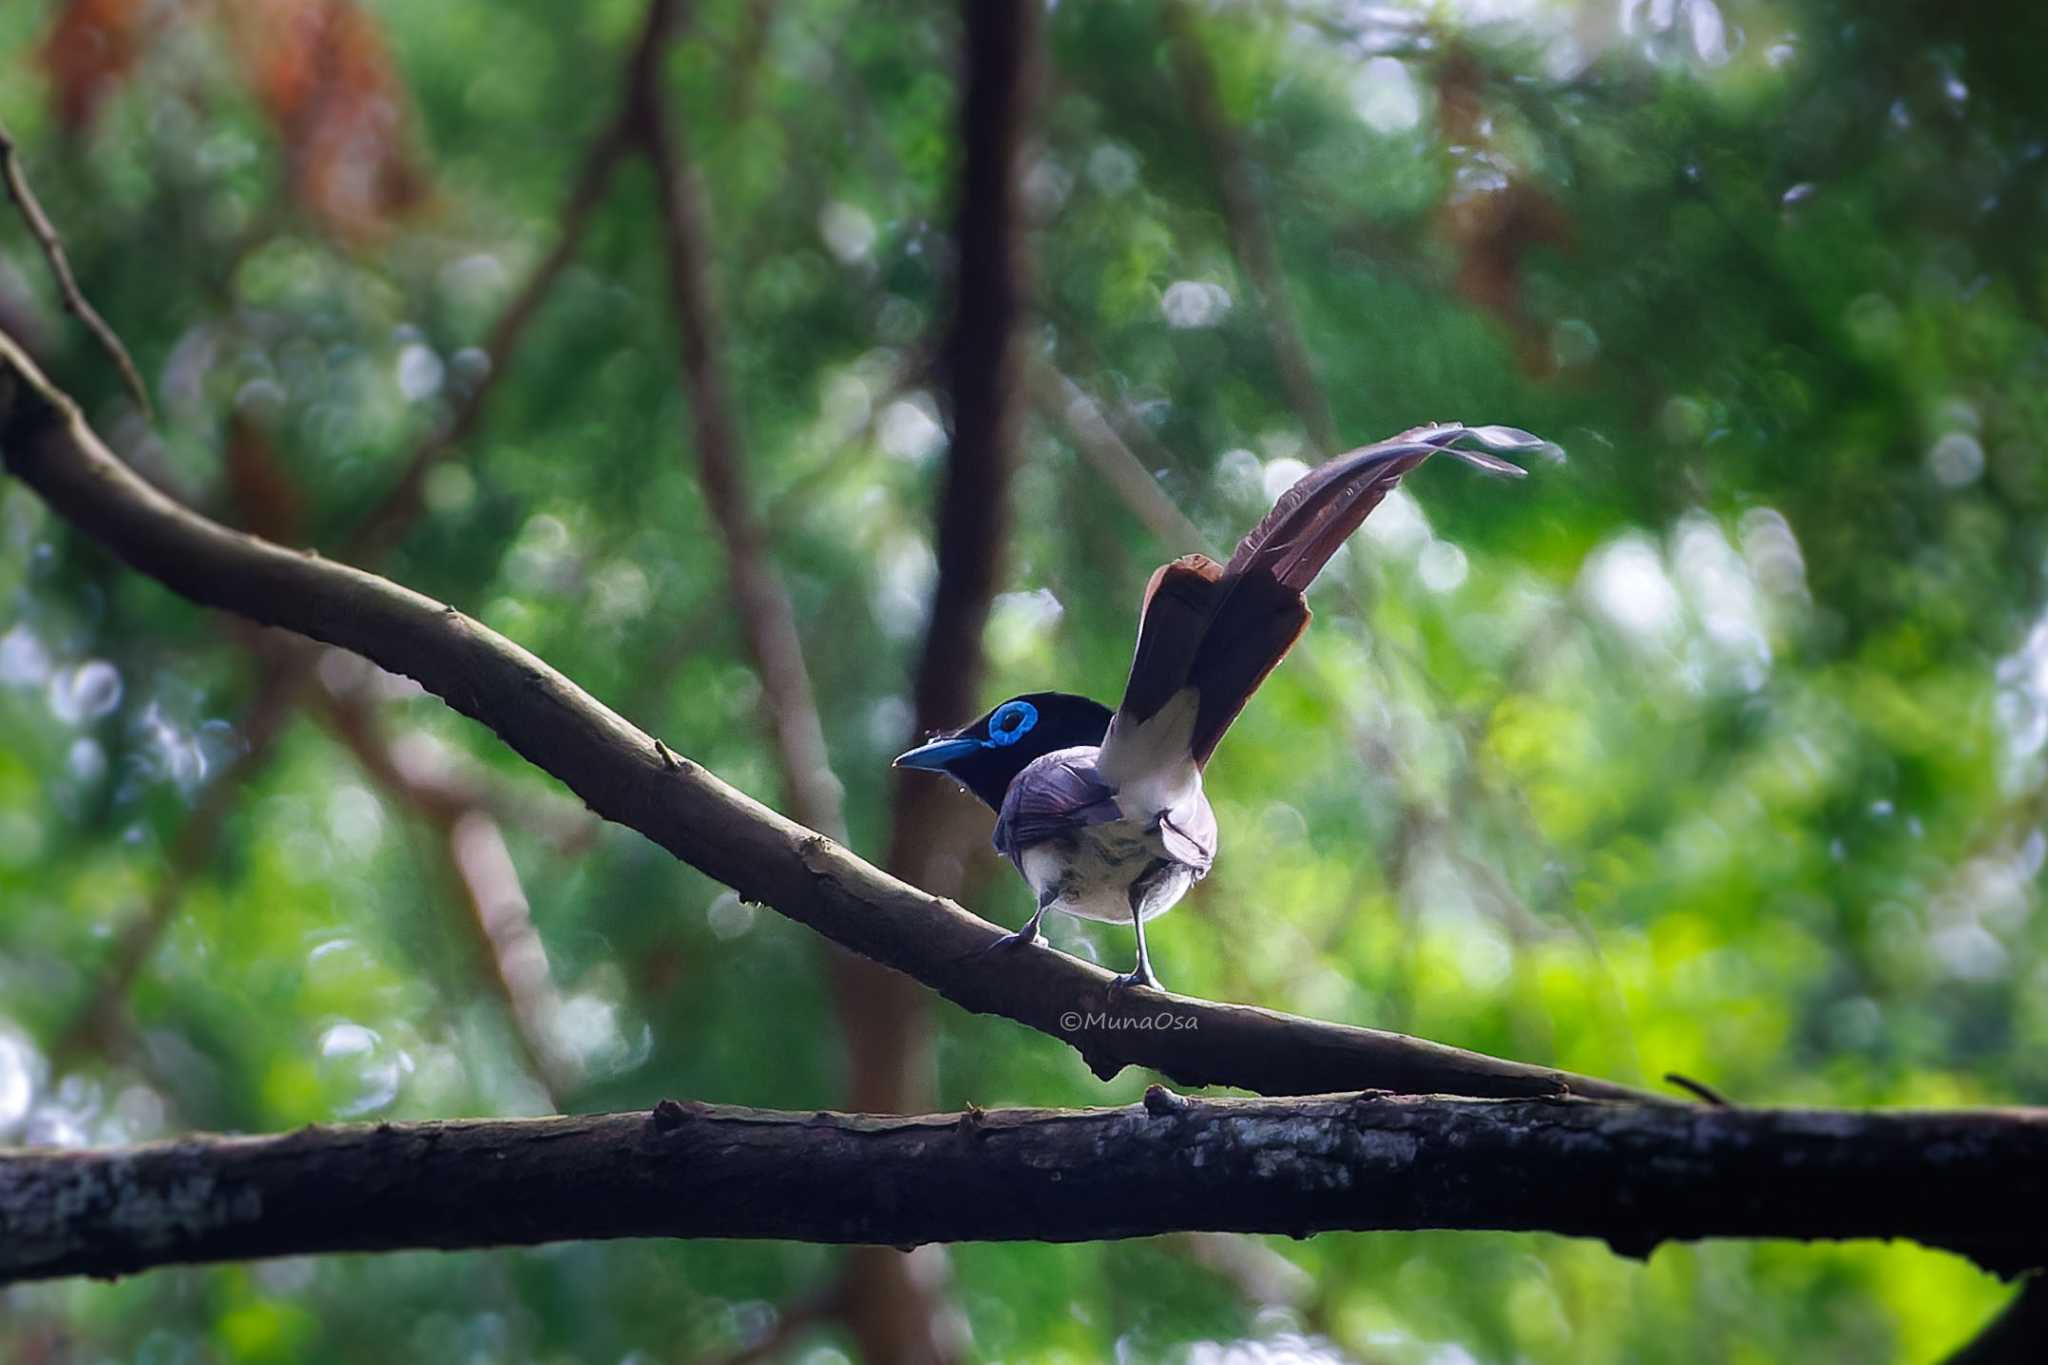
[894,423,1555,991]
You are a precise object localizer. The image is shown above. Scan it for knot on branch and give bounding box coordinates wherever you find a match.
[795,831,839,873]
[648,1098,704,1133]
[1144,1084,1192,1116]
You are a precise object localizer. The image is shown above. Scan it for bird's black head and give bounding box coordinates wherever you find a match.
[892,691,1113,810]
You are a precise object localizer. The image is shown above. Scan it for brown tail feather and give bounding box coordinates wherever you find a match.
[1111,423,1546,769]
[1183,573,1309,766]
[1226,424,1531,589]
[1117,554,1227,727]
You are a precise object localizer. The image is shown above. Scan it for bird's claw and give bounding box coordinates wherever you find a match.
[1109,967,1162,993]
[979,926,1047,958]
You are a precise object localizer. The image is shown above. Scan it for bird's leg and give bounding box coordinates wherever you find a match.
[981,887,1054,956]
[1109,893,1163,992]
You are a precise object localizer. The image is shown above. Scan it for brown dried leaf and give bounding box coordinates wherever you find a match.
[228,0,431,236]
[41,0,149,131]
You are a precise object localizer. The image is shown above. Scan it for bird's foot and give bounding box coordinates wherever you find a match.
[1108,966,1163,993]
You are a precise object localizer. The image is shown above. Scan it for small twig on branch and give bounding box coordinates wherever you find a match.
[5,1092,2045,1285]
[0,119,152,416]
[1665,1072,1732,1107]
[0,328,1669,1105]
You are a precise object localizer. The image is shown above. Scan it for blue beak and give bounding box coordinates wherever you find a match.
[892,736,983,772]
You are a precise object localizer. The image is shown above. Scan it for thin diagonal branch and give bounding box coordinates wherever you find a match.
[1161,0,1338,455]
[318,689,582,1105]
[616,335,910,722]
[346,61,642,561]
[634,0,846,844]
[0,117,151,416]
[50,642,309,1064]
[1033,365,1211,556]
[0,328,1670,1106]
[635,24,925,1346]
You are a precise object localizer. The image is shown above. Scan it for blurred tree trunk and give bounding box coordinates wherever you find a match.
[831,0,1043,1359]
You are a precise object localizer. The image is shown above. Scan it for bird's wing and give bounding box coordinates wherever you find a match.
[1107,423,1550,773]
[991,749,1123,867]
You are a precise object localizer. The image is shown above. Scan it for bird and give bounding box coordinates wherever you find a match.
[893,422,1556,992]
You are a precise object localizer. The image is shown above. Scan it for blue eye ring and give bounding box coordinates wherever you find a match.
[986,699,1038,747]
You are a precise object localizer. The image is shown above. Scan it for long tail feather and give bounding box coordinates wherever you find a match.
[1227,423,1547,589]
[1117,553,1228,729]
[1109,423,1551,772]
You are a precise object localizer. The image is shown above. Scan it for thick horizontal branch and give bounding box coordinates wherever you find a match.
[5,1092,2045,1284]
[0,330,1661,1104]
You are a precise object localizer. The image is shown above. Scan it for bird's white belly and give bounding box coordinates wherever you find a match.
[1019,818,1185,924]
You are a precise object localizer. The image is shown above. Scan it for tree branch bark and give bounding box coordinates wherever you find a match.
[5,1091,2043,1285]
[0,327,1666,1105]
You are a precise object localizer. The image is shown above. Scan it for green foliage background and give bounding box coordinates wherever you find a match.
[4,0,2047,1359]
